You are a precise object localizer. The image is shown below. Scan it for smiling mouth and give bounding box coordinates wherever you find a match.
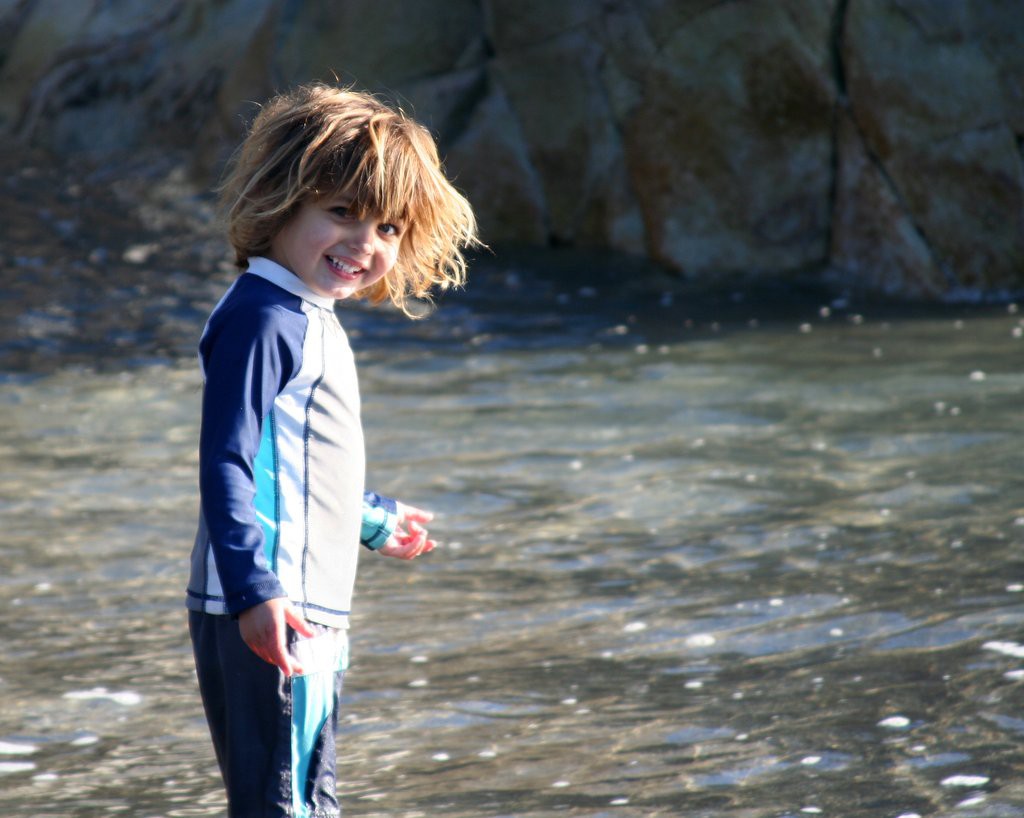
[326,255,364,278]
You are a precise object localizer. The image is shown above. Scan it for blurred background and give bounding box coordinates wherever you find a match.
[2,2,1024,817]
[2,0,1023,299]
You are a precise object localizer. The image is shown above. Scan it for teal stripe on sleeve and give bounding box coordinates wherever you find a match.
[252,410,280,568]
[360,500,398,550]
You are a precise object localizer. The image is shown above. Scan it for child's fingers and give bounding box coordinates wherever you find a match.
[406,527,430,558]
[399,504,434,524]
[391,527,427,559]
[285,605,316,638]
[279,605,310,674]
[379,521,439,560]
[406,523,427,544]
[259,624,300,676]
[248,630,288,673]
[240,600,307,676]
[263,644,290,674]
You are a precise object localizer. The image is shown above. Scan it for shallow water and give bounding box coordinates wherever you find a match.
[2,253,1024,817]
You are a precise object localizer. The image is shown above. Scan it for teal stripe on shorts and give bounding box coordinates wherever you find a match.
[290,628,349,818]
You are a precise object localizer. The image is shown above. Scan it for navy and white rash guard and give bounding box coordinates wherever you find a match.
[186,257,397,629]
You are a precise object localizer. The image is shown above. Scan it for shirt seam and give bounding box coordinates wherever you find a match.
[301,310,327,611]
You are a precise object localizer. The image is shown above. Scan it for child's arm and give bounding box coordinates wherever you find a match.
[378,502,437,559]
[360,491,399,550]
[361,495,436,560]
[199,302,299,613]
[238,597,314,677]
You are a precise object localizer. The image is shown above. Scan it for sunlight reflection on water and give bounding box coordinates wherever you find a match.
[2,278,1024,816]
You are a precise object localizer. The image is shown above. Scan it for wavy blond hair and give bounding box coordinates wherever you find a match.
[219,83,479,315]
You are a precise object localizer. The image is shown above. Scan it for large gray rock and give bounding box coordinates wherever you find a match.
[617,0,838,277]
[829,110,947,298]
[1,0,1022,300]
[490,25,628,248]
[842,0,1024,294]
[443,75,548,245]
[0,0,277,152]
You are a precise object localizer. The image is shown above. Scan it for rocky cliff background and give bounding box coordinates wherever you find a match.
[2,0,1022,300]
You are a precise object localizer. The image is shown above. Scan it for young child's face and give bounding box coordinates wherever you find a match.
[268,193,403,300]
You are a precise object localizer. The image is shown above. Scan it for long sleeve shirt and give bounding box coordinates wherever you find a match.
[186,257,396,628]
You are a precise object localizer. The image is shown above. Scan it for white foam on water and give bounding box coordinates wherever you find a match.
[623,621,647,633]
[62,688,142,706]
[983,640,1024,658]
[0,741,38,755]
[801,756,822,765]
[686,634,716,647]
[941,774,989,788]
[878,715,911,729]
[0,761,36,774]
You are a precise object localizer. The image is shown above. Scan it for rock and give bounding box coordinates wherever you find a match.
[0,0,1022,300]
[971,0,1024,135]
[273,0,484,90]
[0,0,95,133]
[622,0,837,276]
[443,77,548,245]
[491,25,631,247]
[829,110,947,298]
[481,0,597,53]
[194,0,489,179]
[842,0,1024,294]
[1,0,278,154]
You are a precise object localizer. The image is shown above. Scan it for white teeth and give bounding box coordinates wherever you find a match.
[327,256,362,274]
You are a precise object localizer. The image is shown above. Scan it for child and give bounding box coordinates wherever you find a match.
[185,83,478,818]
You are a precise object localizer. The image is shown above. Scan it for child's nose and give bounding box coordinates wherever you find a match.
[347,220,375,252]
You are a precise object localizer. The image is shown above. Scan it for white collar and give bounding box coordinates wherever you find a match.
[245,256,336,310]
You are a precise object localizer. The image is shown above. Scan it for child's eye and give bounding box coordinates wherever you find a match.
[379,222,402,237]
[330,206,351,219]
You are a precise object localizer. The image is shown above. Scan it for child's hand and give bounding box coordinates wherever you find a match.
[378,502,437,560]
[238,597,316,676]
